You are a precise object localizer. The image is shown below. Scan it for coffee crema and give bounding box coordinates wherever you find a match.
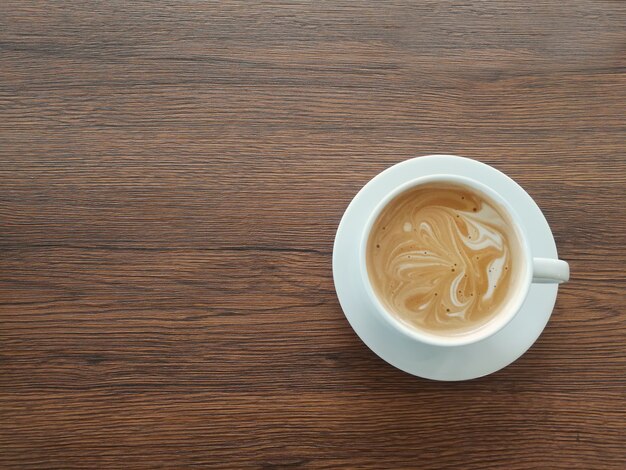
[366,183,523,336]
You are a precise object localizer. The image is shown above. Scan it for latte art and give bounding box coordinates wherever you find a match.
[366,184,522,336]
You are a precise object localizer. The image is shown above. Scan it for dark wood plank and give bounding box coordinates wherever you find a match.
[1,1,625,468]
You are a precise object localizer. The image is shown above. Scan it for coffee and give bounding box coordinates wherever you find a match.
[366,183,523,336]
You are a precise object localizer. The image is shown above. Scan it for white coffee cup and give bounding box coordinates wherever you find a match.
[359,174,569,348]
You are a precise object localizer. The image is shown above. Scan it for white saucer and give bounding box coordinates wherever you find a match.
[333,155,560,381]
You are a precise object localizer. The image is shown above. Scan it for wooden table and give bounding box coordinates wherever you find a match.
[2,1,625,468]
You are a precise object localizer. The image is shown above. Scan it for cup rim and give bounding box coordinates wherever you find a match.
[359,174,533,347]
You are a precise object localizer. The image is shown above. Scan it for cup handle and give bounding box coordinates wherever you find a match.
[532,258,570,284]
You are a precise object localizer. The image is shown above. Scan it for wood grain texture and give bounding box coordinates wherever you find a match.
[1,1,625,468]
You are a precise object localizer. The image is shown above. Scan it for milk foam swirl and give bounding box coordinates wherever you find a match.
[367,184,519,335]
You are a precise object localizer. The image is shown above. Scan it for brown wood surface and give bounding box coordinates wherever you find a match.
[1,1,625,468]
